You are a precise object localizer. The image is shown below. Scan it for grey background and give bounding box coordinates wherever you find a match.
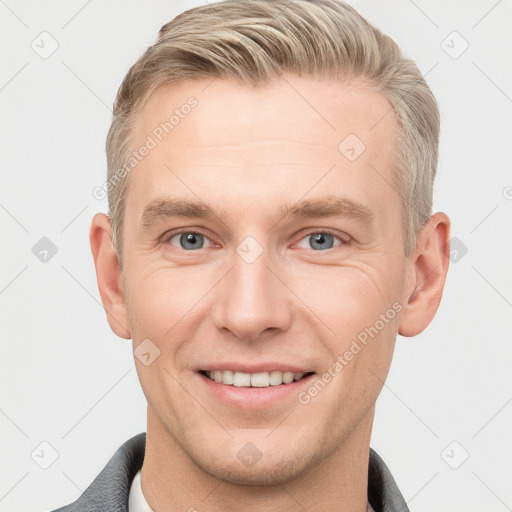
[1,1,511,511]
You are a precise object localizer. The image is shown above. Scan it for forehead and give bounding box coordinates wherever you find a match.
[126,74,399,224]
[132,74,396,159]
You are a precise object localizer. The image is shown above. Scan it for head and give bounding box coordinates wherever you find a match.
[91,0,450,486]
[106,0,440,268]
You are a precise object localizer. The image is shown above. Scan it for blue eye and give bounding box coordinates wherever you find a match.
[167,232,213,250]
[296,232,345,251]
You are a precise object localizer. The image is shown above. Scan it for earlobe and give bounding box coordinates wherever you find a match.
[398,212,451,337]
[89,213,131,339]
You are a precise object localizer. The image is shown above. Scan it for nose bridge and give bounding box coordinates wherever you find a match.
[212,234,291,340]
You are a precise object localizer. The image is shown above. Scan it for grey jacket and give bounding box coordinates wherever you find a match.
[51,432,409,512]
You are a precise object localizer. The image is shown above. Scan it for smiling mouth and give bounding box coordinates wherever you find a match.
[199,370,315,387]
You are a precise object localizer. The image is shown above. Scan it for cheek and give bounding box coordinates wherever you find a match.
[289,262,402,400]
[125,264,208,340]
[289,261,403,340]
[301,307,399,428]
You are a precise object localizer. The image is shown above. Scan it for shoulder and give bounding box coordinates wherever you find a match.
[368,447,409,512]
[48,432,146,512]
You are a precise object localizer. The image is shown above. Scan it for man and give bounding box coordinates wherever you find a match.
[52,0,450,510]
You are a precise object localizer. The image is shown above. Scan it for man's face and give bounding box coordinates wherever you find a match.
[121,74,413,484]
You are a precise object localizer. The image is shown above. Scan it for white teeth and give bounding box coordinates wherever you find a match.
[222,369,234,385]
[269,371,283,386]
[251,372,269,387]
[233,372,251,387]
[204,370,308,387]
[282,372,294,384]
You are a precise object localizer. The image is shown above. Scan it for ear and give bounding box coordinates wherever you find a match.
[398,212,451,337]
[89,213,131,339]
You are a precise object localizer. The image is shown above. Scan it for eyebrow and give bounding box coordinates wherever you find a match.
[141,195,374,229]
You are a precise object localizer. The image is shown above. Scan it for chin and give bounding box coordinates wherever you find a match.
[200,452,315,486]
[186,436,329,487]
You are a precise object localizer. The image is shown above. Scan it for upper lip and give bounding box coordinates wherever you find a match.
[198,362,314,374]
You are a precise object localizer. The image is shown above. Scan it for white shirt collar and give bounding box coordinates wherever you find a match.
[129,469,154,512]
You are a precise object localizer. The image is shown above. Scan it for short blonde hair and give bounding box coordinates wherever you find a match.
[106,0,439,268]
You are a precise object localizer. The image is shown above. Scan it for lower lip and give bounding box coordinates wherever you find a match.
[197,372,315,409]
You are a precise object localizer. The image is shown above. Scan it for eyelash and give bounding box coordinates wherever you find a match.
[161,228,351,252]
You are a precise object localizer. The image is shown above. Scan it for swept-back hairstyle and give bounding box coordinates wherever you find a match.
[106,0,439,268]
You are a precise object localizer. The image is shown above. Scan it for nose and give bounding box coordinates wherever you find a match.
[210,238,292,341]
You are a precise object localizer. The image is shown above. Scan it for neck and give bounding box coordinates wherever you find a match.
[141,406,375,512]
